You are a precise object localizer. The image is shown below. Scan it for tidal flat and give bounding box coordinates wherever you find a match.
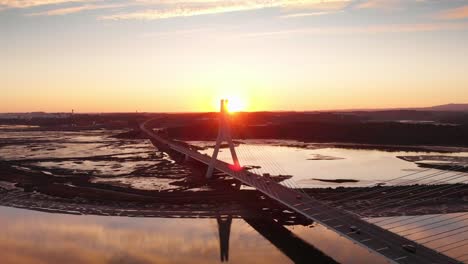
[0,126,467,263]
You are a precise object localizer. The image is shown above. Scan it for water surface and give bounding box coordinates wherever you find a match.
[0,206,387,264]
[200,143,468,188]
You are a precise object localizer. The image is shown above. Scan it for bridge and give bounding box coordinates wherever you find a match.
[140,100,461,264]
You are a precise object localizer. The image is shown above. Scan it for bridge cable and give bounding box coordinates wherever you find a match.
[254,144,313,198]
[399,217,468,237]
[323,165,447,201]
[454,253,468,260]
[251,143,298,193]
[357,173,468,214]
[362,179,468,222]
[415,227,468,244]
[243,144,467,255]
[328,163,465,205]
[236,145,449,263]
[305,178,468,226]
[244,143,284,198]
[238,144,280,199]
[434,237,468,250]
[294,168,468,222]
[243,144,466,254]
[396,213,468,234]
[387,212,468,232]
[439,241,468,254]
[331,166,464,204]
[375,214,451,229]
[232,143,412,253]
[216,139,466,263]
[344,181,467,224]
[346,169,468,215]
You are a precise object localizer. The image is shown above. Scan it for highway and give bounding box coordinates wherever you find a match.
[141,120,461,264]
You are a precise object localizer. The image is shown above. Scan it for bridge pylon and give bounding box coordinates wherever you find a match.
[206,99,240,178]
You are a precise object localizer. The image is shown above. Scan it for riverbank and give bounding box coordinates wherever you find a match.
[1,161,466,219]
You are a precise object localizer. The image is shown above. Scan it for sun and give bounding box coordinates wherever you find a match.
[218,96,247,113]
[224,96,246,113]
[211,86,249,113]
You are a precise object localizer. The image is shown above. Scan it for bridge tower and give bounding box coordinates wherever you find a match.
[205,99,240,178]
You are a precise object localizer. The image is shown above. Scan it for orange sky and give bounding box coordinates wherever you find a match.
[1,0,468,112]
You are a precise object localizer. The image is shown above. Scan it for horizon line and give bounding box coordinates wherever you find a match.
[1,103,467,115]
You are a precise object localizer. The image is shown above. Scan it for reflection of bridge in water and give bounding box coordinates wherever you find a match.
[140,99,461,264]
[216,213,339,264]
[217,215,231,262]
[0,185,335,264]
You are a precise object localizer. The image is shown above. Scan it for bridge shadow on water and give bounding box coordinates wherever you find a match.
[208,183,338,264]
[213,202,338,264]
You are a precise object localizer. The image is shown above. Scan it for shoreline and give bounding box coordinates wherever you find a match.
[0,128,467,220]
[1,163,466,219]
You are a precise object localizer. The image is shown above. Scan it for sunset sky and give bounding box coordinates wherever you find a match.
[2,0,468,113]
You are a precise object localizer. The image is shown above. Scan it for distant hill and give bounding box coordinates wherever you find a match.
[420,104,468,112]
[324,103,468,113]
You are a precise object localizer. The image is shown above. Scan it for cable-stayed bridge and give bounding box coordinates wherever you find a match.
[140,100,465,264]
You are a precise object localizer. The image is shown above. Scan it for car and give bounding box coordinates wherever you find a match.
[402,244,417,253]
[349,226,361,234]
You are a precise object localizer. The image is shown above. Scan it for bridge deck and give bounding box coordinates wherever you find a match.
[141,122,460,264]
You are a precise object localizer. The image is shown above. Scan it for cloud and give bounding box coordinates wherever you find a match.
[140,27,213,38]
[280,10,343,18]
[0,0,351,19]
[437,5,468,20]
[99,0,350,20]
[241,22,468,37]
[355,0,407,9]
[28,3,125,16]
[0,0,93,9]
[357,0,390,9]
